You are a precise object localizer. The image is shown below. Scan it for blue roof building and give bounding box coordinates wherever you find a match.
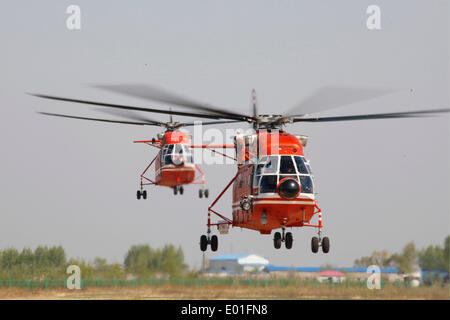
[208,254,269,274]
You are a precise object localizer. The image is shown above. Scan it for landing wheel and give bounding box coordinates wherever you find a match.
[210,235,218,252]
[199,189,203,198]
[311,237,319,253]
[173,186,178,195]
[273,232,282,249]
[179,186,184,195]
[136,190,141,200]
[204,189,209,198]
[322,237,330,253]
[200,235,208,252]
[285,232,293,249]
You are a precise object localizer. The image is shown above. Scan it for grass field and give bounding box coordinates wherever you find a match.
[1,283,448,300]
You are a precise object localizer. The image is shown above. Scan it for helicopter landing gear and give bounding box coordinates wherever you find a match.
[200,228,218,252]
[199,188,209,198]
[173,185,184,196]
[311,229,330,254]
[285,232,293,249]
[136,190,147,200]
[273,227,293,249]
[273,232,282,249]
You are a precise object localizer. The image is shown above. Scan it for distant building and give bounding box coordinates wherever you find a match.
[266,266,320,280]
[208,254,269,274]
[266,265,402,282]
[206,255,403,282]
[317,270,345,283]
[420,270,449,285]
[403,271,421,287]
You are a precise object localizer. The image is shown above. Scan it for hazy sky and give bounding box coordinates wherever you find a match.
[0,1,448,270]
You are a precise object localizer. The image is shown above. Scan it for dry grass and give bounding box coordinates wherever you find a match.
[0,283,448,300]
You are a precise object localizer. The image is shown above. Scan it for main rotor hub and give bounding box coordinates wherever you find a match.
[255,114,291,129]
[256,114,283,122]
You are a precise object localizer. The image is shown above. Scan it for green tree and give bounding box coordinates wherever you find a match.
[66,258,94,279]
[93,257,125,278]
[123,244,187,277]
[418,236,449,273]
[443,235,449,273]
[354,250,391,268]
[388,242,418,274]
[160,244,188,277]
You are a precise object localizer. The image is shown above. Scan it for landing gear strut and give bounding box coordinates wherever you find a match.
[273,226,293,249]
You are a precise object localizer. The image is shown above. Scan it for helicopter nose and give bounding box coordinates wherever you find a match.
[278,178,300,199]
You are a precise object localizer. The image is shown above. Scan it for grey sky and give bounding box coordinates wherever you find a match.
[0,1,448,269]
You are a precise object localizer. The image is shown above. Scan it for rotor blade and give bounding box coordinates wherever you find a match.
[180,120,245,127]
[286,86,397,117]
[292,108,449,123]
[93,108,166,126]
[92,84,254,121]
[37,112,157,126]
[29,93,229,120]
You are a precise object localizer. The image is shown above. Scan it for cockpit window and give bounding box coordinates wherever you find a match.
[174,144,183,155]
[294,156,309,174]
[254,155,315,195]
[161,144,194,165]
[260,175,277,193]
[280,156,296,174]
[300,176,314,193]
[182,144,193,163]
[256,156,279,175]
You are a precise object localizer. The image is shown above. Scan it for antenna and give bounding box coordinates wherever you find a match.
[251,89,258,130]
[252,89,260,163]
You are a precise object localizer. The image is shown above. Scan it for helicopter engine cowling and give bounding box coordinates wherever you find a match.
[277,177,301,199]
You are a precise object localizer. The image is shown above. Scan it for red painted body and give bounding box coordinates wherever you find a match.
[226,131,319,234]
[155,157,196,187]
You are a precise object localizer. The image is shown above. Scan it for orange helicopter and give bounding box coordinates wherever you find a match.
[31,86,241,199]
[134,129,202,198]
[31,85,449,254]
[187,88,448,254]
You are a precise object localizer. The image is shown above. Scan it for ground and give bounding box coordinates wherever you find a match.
[0,284,448,300]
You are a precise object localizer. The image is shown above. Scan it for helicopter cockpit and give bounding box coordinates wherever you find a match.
[161,144,194,166]
[254,155,314,195]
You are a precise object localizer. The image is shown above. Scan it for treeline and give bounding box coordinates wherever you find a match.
[124,244,188,278]
[354,236,449,275]
[0,244,188,280]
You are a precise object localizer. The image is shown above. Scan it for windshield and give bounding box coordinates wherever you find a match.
[260,175,277,193]
[280,156,296,174]
[256,156,278,175]
[161,144,193,165]
[294,156,309,174]
[299,176,313,193]
[256,155,314,195]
